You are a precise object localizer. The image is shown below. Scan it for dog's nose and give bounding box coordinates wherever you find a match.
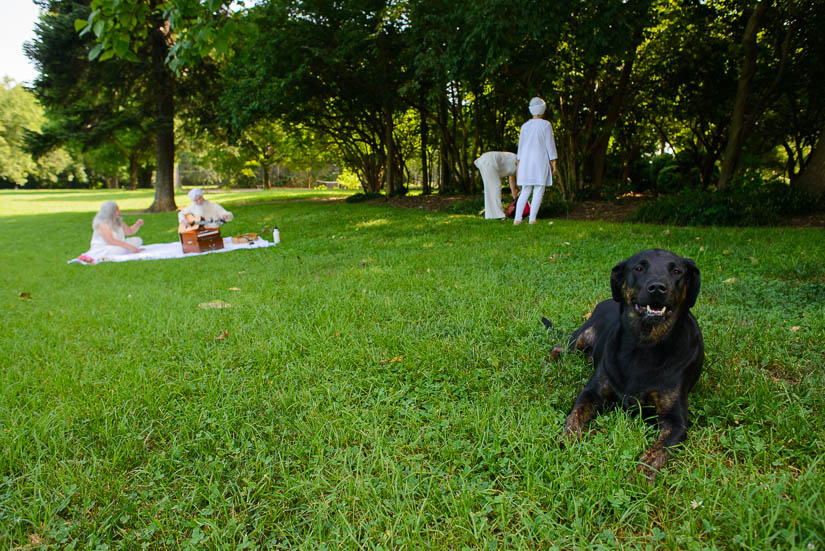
[647,281,667,294]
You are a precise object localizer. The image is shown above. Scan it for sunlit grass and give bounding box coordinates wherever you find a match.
[1,189,823,549]
[2,187,354,216]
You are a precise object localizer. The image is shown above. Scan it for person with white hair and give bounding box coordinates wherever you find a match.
[474,151,519,219]
[84,201,144,260]
[514,96,558,225]
[178,188,234,231]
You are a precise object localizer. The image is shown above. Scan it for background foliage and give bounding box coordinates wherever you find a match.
[5,0,825,213]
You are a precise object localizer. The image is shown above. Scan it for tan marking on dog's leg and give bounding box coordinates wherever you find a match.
[637,441,671,482]
[550,346,564,361]
[574,327,596,351]
[637,390,683,482]
[561,402,595,446]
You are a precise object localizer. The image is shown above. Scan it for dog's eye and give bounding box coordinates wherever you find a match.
[672,268,682,276]
[634,265,645,272]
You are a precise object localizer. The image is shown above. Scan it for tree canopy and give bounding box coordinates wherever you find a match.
[20,0,825,204]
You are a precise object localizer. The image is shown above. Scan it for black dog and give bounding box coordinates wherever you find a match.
[552,249,703,481]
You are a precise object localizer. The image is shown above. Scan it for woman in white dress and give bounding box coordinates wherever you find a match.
[85,201,144,261]
[514,97,558,225]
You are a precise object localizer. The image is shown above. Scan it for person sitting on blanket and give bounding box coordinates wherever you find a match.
[178,188,233,232]
[83,201,144,260]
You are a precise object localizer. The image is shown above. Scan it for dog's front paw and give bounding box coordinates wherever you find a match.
[549,346,564,361]
[558,424,582,449]
[636,447,670,483]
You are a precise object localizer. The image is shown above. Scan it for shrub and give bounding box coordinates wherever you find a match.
[444,189,571,218]
[443,196,485,215]
[649,153,674,189]
[631,178,819,226]
[345,192,383,203]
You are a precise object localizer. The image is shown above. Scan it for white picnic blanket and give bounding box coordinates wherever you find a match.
[69,237,276,265]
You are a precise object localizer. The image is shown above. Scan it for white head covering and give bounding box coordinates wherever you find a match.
[92,200,121,230]
[188,188,204,201]
[529,97,546,116]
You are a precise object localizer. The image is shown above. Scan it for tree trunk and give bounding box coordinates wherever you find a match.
[138,163,153,188]
[147,19,177,212]
[128,155,139,190]
[384,102,399,196]
[420,106,430,195]
[438,93,453,194]
[262,163,271,189]
[717,1,770,191]
[591,30,643,190]
[794,125,825,202]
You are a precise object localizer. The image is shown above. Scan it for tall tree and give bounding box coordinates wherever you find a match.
[26,0,155,189]
[0,77,81,187]
[220,0,410,195]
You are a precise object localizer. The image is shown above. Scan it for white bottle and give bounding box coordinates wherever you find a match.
[273,227,280,244]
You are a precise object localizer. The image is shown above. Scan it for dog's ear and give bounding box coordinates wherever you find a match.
[683,257,701,308]
[610,260,627,302]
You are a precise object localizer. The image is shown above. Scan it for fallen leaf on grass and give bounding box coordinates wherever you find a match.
[215,330,229,341]
[382,356,404,364]
[790,326,801,332]
[19,292,32,300]
[723,278,737,284]
[228,287,242,291]
[198,300,232,309]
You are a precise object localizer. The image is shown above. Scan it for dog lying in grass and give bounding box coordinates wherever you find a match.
[549,248,703,482]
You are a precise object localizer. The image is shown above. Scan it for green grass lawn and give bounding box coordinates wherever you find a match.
[1,189,823,550]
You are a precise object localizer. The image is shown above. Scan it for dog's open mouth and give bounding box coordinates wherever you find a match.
[634,302,667,320]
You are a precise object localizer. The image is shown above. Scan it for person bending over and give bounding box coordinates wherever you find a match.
[514,97,558,225]
[178,188,234,231]
[86,201,144,260]
[474,151,518,220]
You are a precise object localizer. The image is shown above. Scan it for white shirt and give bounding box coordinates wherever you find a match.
[179,200,233,228]
[474,151,517,177]
[516,118,557,187]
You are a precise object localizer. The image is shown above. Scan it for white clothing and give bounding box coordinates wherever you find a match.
[516,118,557,188]
[514,185,545,224]
[85,223,143,261]
[178,200,233,228]
[474,151,517,219]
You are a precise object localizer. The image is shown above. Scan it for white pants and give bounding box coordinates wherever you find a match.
[476,161,506,219]
[515,185,545,223]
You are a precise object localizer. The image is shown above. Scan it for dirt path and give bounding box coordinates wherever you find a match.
[367,194,825,226]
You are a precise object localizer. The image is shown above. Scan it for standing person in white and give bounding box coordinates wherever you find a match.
[474,151,519,219]
[514,97,558,225]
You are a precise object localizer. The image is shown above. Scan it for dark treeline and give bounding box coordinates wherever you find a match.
[23,0,825,210]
